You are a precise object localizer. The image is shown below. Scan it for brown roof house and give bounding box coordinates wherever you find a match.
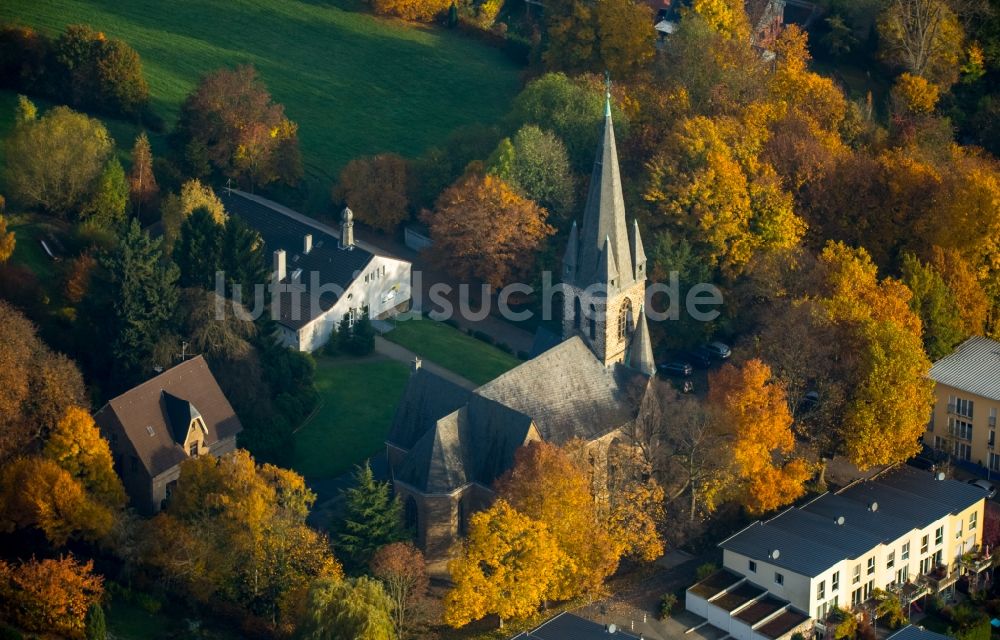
[94,356,242,515]
[386,92,658,556]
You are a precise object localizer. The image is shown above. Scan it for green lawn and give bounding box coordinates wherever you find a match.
[0,0,522,194]
[383,317,521,385]
[292,357,410,479]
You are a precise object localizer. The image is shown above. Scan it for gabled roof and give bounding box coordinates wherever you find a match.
[94,356,242,478]
[221,190,376,330]
[475,336,643,443]
[719,466,985,578]
[396,394,535,493]
[386,368,472,451]
[929,336,1000,401]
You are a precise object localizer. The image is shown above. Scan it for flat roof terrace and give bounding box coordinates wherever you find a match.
[757,609,810,639]
[688,569,745,599]
[734,595,788,625]
[712,582,767,612]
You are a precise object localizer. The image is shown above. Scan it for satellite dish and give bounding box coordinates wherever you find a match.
[836,516,845,526]
[770,549,781,560]
[870,502,879,512]
[937,471,946,481]
[608,624,618,634]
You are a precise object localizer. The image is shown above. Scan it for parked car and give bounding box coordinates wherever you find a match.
[658,361,693,377]
[968,479,997,499]
[908,456,936,471]
[684,348,714,368]
[703,341,732,359]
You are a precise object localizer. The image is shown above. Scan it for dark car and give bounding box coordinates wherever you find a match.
[684,348,714,368]
[968,479,997,499]
[659,361,693,377]
[703,341,732,359]
[907,456,936,471]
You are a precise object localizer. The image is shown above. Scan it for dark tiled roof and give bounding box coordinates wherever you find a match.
[928,336,1000,400]
[94,357,242,477]
[475,336,644,443]
[396,394,535,493]
[887,625,954,640]
[509,612,641,640]
[387,368,472,451]
[221,190,375,330]
[720,467,986,578]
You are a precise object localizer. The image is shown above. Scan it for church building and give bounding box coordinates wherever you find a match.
[385,90,657,556]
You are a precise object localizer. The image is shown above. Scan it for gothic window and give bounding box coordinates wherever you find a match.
[574,296,582,331]
[405,496,419,532]
[618,298,633,341]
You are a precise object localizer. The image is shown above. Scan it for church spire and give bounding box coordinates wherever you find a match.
[573,73,632,291]
[630,218,647,282]
[628,305,656,376]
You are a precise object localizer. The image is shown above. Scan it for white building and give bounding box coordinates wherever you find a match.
[223,191,411,352]
[686,467,989,640]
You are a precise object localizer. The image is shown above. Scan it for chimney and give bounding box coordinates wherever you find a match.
[412,357,422,373]
[273,249,286,282]
[341,207,355,250]
[304,233,313,255]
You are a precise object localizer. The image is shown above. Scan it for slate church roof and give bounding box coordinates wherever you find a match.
[391,337,647,494]
[94,356,242,477]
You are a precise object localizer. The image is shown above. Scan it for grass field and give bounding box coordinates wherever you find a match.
[0,0,522,194]
[383,317,521,385]
[292,356,410,479]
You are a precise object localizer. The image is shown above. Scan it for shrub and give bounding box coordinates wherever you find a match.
[659,593,678,619]
[85,603,106,640]
[695,563,719,581]
[134,591,162,615]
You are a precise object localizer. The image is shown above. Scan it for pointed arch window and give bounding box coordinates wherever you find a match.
[618,298,633,342]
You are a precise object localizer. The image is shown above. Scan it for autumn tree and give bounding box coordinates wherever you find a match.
[878,0,965,86]
[336,462,405,571]
[128,132,158,217]
[496,441,622,599]
[142,451,342,631]
[544,0,654,77]
[689,0,752,41]
[63,252,97,304]
[299,576,396,640]
[444,500,565,629]
[4,105,113,215]
[44,406,126,509]
[370,542,429,639]
[159,179,226,253]
[900,252,967,359]
[928,246,988,338]
[423,173,554,288]
[708,359,811,514]
[0,301,87,462]
[0,214,14,262]
[51,24,149,116]
[334,154,410,233]
[0,555,103,639]
[371,0,450,21]
[507,125,575,219]
[177,65,302,188]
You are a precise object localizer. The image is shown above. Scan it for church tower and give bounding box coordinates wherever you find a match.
[562,84,650,370]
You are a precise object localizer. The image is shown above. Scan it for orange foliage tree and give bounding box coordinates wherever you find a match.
[44,406,126,509]
[0,555,103,639]
[423,173,554,288]
[709,359,811,514]
[334,153,410,233]
[371,0,450,21]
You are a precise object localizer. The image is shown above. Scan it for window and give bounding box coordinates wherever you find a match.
[852,564,861,584]
[832,571,840,592]
[971,511,978,529]
[817,581,826,600]
[990,430,996,448]
[950,418,974,441]
[953,396,975,418]
[902,542,910,561]
[851,588,863,607]
[748,560,757,573]
[935,526,944,546]
[956,520,964,539]
[867,557,875,576]
[991,453,1000,473]
[954,441,972,461]
[921,534,929,554]
[618,299,632,341]
[864,580,874,600]
[189,442,198,457]
[886,551,895,569]
[775,572,784,586]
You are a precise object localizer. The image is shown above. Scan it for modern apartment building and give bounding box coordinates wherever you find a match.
[924,336,1000,472]
[685,467,989,640]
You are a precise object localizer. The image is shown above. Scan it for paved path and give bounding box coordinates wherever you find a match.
[374,336,477,390]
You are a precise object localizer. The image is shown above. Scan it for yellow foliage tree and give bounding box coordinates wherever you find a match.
[444,500,565,629]
[496,441,623,600]
[689,0,751,40]
[608,478,666,561]
[44,406,126,509]
[709,359,811,514]
[878,0,964,86]
[371,0,450,21]
[891,72,941,115]
[0,214,14,263]
[159,179,227,253]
